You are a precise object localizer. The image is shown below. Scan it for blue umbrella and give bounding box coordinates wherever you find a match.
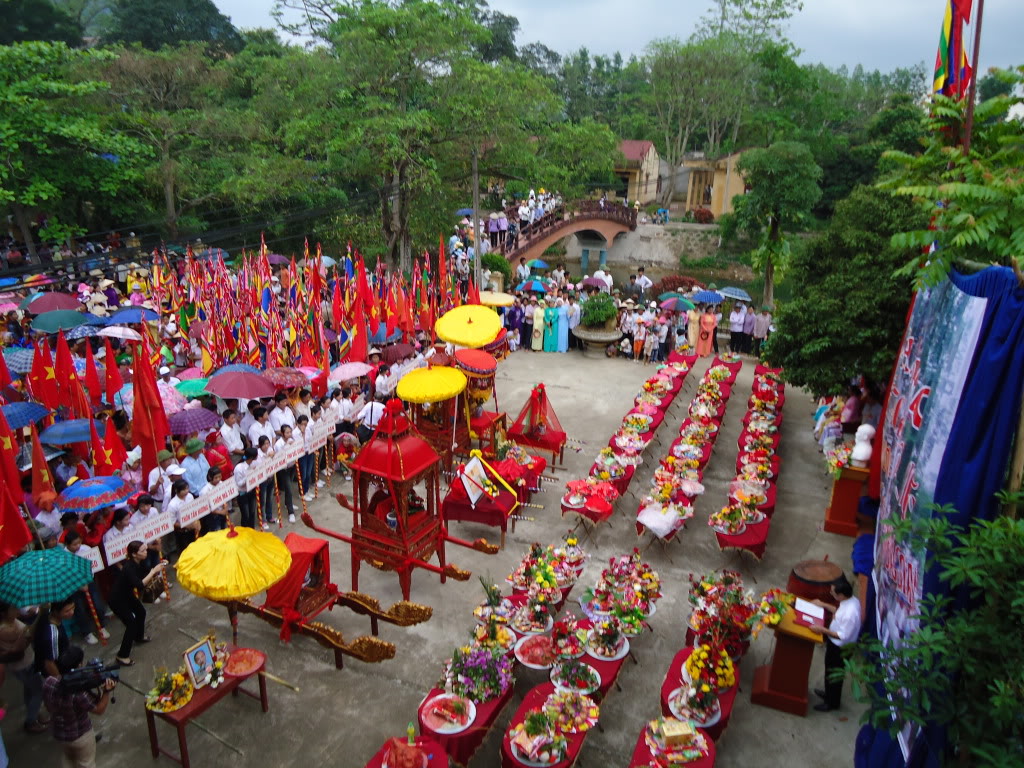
[210,363,262,378]
[321,255,337,267]
[516,279,548,293]
[39,419,92,445]
[527,259,549,270]
[82,313,109,326]
[108,307,158,324]
[692,290,724,304]
[719,287,752,302]
[369,325,402,345]
[56,475,134,514]
[1,402,50,430]
[0,277,18,288]
[2,348,34,374]
[66,325,100,340]
[455,208,474,216]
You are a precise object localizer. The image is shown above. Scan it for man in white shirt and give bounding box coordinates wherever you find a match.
[635,266,653,301]
[158,366,180,386]
[355,395,386,443]
[728,303,747,353]
[808,577,862,712]
[247,406,275,448]
[269,393,296,436]
[515,258,530,283]
[592,269,608,293]
[146,450,176,509]
[641,301,657,324]
[239,400,258,437]
[292,389,313,422]
[219,409,244,463]
[331,388,356,433]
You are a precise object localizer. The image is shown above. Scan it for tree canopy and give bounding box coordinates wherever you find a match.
[103,0,242,51]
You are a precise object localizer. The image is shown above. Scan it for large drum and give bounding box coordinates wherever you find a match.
[787,559,845,607]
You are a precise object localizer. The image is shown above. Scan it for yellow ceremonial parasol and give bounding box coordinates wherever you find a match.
[396,366,467,403]
[176,525,292,642]
[478,291,514,307]
[435,305,502,348]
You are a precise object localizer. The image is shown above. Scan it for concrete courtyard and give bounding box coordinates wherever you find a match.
[1,349,864,767]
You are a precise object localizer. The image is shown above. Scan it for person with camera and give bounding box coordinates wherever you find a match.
[41,646,116,768]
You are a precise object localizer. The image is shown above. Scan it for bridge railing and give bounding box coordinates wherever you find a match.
[493,200,637,261]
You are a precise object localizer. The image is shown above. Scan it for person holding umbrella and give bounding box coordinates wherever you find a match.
[109,541,165,666]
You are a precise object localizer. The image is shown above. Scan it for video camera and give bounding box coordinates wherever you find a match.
[59,659,120,694]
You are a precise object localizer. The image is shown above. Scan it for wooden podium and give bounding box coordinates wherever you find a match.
[823,465,869,537]
[751,609,823,716]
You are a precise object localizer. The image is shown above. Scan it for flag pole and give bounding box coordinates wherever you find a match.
[961,0,986,154]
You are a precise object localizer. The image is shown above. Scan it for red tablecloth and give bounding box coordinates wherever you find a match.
[573,619,629,700]
[627,407,666,434]
[588,462,635,497]
[364,736,449,768]
[755,364,783,376]
[443,487,519,534]
[735,454,781,478]
[418,686,514,767]
[626,725,717,768]
[658,648,738,742]
[500,683,588,768]
[670,435,714,470]
[714,516,771,560]
[561,497,615,526]
[666,352,699,367]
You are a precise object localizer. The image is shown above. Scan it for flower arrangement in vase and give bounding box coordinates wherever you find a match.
[747,588,794,636]
[441,644,515,703]
[684,644,736,690]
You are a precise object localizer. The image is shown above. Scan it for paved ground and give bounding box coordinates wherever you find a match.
[1,349,863,767]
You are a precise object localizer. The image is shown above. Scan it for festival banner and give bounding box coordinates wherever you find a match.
[311,421,332,450]
[245,458,275,492]
[283,440,306,466]
[206,481,239,509]
[177,495,212,527]
[103,511,175,565]
[868,267,1024,763]
[78,545,106,575]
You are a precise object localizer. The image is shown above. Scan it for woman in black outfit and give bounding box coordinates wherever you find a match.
[109,540,165,666]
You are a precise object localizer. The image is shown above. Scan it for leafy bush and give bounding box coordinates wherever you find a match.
[580,291,617,327]
[482,252,511,285]
[692,207,714,224]
[651,275,706,298]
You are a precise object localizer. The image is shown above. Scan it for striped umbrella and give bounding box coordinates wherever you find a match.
[56,475,134,514]
[0,548,93,606]
[1,402,50,430]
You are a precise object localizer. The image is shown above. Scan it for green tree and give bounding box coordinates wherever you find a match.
[880,66,1024,287]
[975,69,1013,102]
[51,0,116,37]
[846,495,1024,767]
[104,0,241,52]
[763,186,924,394]
[695,0,804,47]
[0,41,143,259]
[0,0,83,46]
[732,141,822,307]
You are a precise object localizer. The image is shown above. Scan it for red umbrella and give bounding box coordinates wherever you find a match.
[382,344,414,365]
[204,372,277,400]
[27,293,82,314]
[263,367,308,389]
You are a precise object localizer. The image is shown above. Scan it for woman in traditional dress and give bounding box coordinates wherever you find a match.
[687,305,701,349]
[531,299,545,351]
[696,306,717,357]
[543,300,559,352]
[555,298,569,353]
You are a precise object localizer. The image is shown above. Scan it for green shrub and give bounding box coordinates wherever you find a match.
[580,291,617,327]
[482,252,511,285]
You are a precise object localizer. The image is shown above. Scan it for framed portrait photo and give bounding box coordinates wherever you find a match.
[183,638,217,688]
[461,455,488,507]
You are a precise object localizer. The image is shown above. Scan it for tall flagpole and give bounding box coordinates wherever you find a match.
[961,0,985,154]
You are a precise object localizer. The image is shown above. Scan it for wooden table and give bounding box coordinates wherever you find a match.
[144,647,269,768]
[750,609,822,716]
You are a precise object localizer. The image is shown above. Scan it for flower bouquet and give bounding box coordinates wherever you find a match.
[507,710,568,765]
[633,402,661,418]
[742,432,775,452]
[825,444,852,477]
[550,659,601,695]
[145,666,194,712]
[580,583,616,615]
[623,414,653,435]
[653,467,682,489]
[551,617,585,659]
[708,505,746,535]
[642,378,671,396]
[706,365,732,382]
[687,569,745,612]
[613,430,646,452]
[543,690,600,733]
[719,352,740,364]
[586,618,627,660]
[554,532,587,570]
[669,682,721,727]
[633,565,662,609]
[474,578,515,625]
[612,601,646,636]
[683,644,736,690]
[441,644,515,703]
[512,592,554,635]
[473,615,516,651]
[748,588,794,636]
[635,391,663,408]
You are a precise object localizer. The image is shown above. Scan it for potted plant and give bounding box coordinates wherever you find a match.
[573,292,621,358]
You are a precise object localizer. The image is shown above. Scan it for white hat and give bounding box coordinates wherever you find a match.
[368,347,382,356]
[99,279,115,288]
[167,464,186,476]
[159,366,171,375]
[649,301,657,308]
[126,446,143,464]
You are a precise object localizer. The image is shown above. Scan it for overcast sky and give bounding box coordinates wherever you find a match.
[214,0,1021,75]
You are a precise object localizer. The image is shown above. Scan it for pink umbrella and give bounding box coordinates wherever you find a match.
[0,302,18,313]
[329,362,373,382]
[27,293,82,313]
[118,381,188,416]
[176,367,204,381]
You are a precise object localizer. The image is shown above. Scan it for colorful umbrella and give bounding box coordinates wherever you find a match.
[719,287,752,302]
[329,362,373,382]
[1,402,50,430]
[0,548,93,607]
[98,326,143,341]
[382,344,414,365]
[435,305,502,349]
[56,475,134,513]
[267,253,290,266]
[18,293,42,310]
[175,525,292,602]
[25,293,82,314]
[39,419,92,444]
[116,382,188,416]
[23,274,55,287]
[659,291,687,301]
[263,367,308,389]
[108,307,158,324]
[176,367,204,381]
[174,378,210,398]
[0,302,18,313]
[65,325,100,340]
[660,297,696,312]
[692,290,724,305]
[210,363,261,378]
[515,279,548,293]
[31,310,87,333]
[478,291,515,307]
[3,348,34,374]
[396,366,467,404]
[527,259,549,269]
[579,277,606,289]
[168,407,221,434]
[204,371,277,400]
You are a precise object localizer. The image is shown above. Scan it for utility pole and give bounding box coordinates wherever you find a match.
[961,0,986,155]
[472,147,483,287]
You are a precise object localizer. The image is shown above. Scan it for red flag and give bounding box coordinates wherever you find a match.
[356,256,378,335]
[103,419,128,474]
[348,297,368,363]
[467,277,481,306]
[27,340,59,410]
[89,419,111,475]
[0,347,11,390]
[53,331,76,399]
[438,235,447,298]
[0,484,32,565]
[385,282,398,338]
[0,410,24,505]
[29,424,55,501]
[83,342,102,408]
[131,338,170,478]
[331,278,344,332]
[104,338,124,407]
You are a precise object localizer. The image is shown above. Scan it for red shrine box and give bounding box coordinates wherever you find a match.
[823,465,869,537]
